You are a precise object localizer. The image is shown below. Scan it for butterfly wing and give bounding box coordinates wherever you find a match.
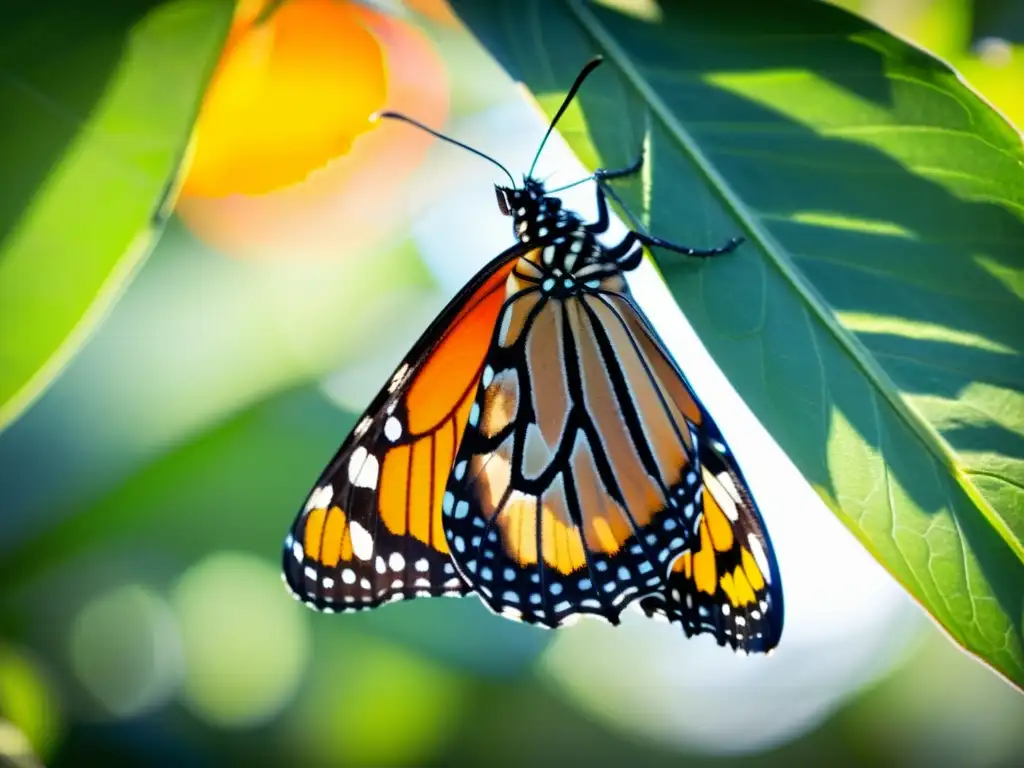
[441,267,708,627]
[631,342,784,652]
[638,423,784,653]
[282,246,522,612]
[598,293,783,651]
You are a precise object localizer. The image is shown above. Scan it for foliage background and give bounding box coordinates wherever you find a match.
[1,0,1022,766]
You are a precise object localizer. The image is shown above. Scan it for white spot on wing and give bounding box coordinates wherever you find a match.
[389,552,405,572]
[704,469,739,521]
[389,363,410,393]
[349,521,374,561]
[305,485,333,512]
[384,417,402,442]
[748,533,772,584]
[716,488,740,522]
[717,471,741,500]
[348,447,379,489]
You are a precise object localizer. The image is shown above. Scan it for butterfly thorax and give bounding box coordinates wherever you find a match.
[495,178,623,299]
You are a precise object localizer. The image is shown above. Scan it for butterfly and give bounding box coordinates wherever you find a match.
[282,57,783,651]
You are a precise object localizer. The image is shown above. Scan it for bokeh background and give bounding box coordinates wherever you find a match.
[1,0,1022,766]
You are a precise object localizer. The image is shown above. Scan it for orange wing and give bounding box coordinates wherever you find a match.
[617,293,783,652]
[282,247,522,612]
[638,426,784,652]
[439,268,706,627]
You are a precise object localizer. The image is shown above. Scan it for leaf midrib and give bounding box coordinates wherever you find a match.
[562,0,1024,563]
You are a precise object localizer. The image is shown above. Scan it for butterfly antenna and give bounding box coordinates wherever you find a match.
[527,56,604,179]
[374,111,517,187]
[546,175,595,195]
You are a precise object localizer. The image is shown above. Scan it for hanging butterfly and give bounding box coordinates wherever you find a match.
[281,56,783,651]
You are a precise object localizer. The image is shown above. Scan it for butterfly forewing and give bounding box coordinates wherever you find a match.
[440,258,707,627]
[282,247,523,612]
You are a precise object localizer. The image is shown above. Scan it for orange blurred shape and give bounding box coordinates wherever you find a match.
[183,0,385,196]
[177,0,448,260]
[405,0,460,26]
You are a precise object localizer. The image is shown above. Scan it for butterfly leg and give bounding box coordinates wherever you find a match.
[636,230,745,258]
[596,181,745,265]
[594,150,645,182]
[586,153,645,235]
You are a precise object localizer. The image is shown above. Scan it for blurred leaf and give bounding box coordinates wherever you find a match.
[0,386,352,583]
[0,220,436,555]
[450,0,1024,686]
[0,0,234,433]
[0,645,60,762]
[284,633,467,767]
[0,384,550,675]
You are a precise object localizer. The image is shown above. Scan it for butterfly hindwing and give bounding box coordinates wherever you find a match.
[282,247,523,612]
[441,258,708,627]
[639,420,784,653]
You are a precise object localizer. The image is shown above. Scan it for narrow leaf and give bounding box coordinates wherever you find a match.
[0,0,235,432]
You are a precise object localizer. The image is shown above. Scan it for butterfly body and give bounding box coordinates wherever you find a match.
[283,57,784,653]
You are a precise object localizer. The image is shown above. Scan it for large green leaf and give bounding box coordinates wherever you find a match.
[450,0,1024,686]
[0,0,235,432]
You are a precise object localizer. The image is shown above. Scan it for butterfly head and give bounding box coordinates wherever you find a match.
[495,178,564,244]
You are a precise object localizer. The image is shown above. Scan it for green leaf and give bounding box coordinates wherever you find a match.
[450,0,1024,686]
[0,0,235,433]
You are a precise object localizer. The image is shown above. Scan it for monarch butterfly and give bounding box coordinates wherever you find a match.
[282,57,784,653]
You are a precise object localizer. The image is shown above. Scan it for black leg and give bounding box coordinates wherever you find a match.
[593,149,644,182]
[606,228,639,260]
[597,178,648,234]
[586,150,645,234]
[635,232,744,257]
[599,177,745,259]
[607,230,645,271]
[587,180,613,234]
